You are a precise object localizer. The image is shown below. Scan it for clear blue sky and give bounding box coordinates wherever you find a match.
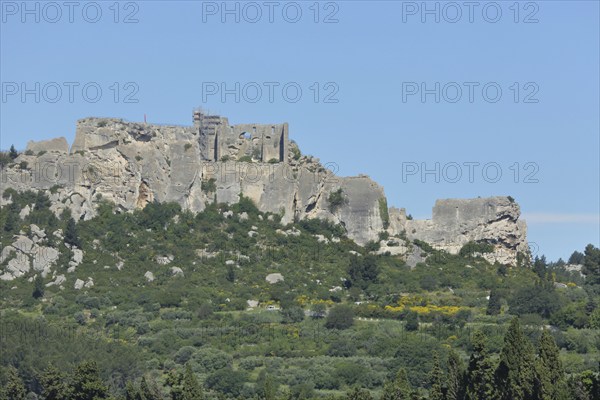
[1,1,598,261]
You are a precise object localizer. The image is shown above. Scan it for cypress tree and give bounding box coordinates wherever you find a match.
[9,145,18,160]
[5,367,26,400]
[535,330,568,400]
[40,365,72,400]
[65,217,81,248]
[381,368,412,400]
[346,387,374,400]
[3,202,20,233]
[429,351,444,400]
[181,364,203,400]
[446,349,465,400]
[465,330,495,400]
[71,361,108,400]
[486,288,502,315]
[139,376,164,400]
[495,318,536,400]
[33,274,45,299]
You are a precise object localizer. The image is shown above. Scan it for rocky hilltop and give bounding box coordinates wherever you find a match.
[1,112,529,274]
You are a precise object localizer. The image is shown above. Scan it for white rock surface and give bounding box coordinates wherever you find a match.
[266,273,284,284]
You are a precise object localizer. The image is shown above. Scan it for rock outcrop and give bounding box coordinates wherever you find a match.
[1,112,530,271]
[387,197,529,265]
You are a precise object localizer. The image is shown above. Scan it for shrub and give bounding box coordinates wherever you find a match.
[204,368,247,396]
[201,178,217,193]
[327,188,346,212]
[174,346,196,364]
[378,198,389,229]
[290,145,301,160]
[405,311,419,331]
[184,143,192,151]
[325,304,354,330]
[459,241,494,257]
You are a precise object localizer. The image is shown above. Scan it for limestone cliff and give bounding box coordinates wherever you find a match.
[1,114,529,275]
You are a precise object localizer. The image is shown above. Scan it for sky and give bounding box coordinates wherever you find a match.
[1,0,598,261]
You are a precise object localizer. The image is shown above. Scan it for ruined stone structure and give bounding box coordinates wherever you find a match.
[0,111,530,282]
[194,109,288,163]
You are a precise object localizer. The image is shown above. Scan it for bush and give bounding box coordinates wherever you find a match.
[201,178,217,193]
[204,368,247,396]
[280,306,305,323]
[327,339,357,357]
[459,241,494,257]
[174,346,196,364]
[327,188,346,212]
[325,304,354,330]
[405,311,419,331]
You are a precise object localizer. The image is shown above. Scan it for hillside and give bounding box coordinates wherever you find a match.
[0,186,599,399]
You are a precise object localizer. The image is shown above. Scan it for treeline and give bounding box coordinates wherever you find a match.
[2,318,598,400]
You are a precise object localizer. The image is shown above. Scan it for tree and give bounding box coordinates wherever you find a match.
[429,351,444,400]
[446,349,464,400]
[533,255,548,279]
[381,368,412,400]
[180,365,202,400]
[324,304,354,330]
[256,370,277,400]
[225,264,235,283]
[71,361,108,400]
[465,331,495,400]
[568,251,585,265]
[204,368,245,397]
[140,376,164,400]
[9,145,18,160]
[5,367,26,400]
[41,365,72,400]
[495,318,536,400]
[486,288,502,315]
[404,311,419,332]
[345,387,373,400]
[65,217,81,248]
[535,330,568,400]
[347,255,379,289]
[33,274,45,299]
[582,244,600,285]
[3,202,20,232]
[280,306,305,324]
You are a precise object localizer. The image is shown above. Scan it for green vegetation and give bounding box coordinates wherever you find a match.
[0,190,599,399]
[328,189,347,213]
[378,198,389,229]
[201,178,217,193]
[238,155,253,162]
[290,144,301,161]
[459,241,494,257]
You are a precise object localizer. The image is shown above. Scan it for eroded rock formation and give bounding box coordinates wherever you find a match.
[1,112,530,278]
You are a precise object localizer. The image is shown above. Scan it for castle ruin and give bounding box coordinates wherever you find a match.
[193,109,288,163]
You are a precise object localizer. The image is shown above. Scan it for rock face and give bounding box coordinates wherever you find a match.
[26,137,69,154]
[388,197,529,265]
[1,112,530,267]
